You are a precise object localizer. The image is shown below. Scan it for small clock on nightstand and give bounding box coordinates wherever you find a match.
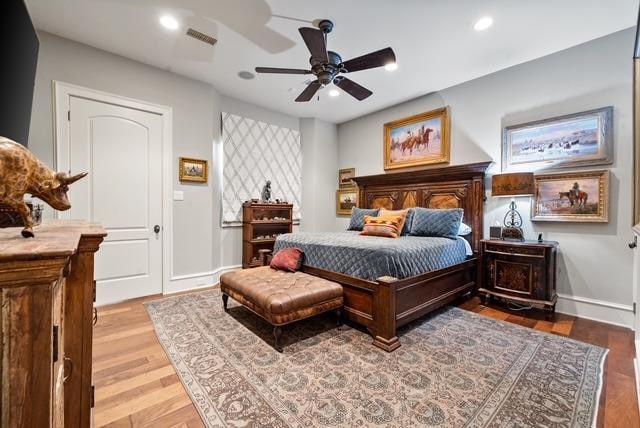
[479,239,559,320]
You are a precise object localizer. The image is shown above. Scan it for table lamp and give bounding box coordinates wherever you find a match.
[491,172,534,241]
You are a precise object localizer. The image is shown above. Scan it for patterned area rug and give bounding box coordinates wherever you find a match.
[145,288,607,427]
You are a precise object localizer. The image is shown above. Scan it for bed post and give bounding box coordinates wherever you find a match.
[372,276,401,351]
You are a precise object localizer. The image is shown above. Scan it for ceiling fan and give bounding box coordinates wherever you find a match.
[255,19,396,102]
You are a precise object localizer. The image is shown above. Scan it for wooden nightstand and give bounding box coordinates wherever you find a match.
[479,239,559,320]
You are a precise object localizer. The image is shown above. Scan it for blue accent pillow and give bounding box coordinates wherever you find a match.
[409,208,464,239]
[348,207,379,231]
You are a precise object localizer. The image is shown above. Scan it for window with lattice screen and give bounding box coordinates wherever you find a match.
[221,112,301,226]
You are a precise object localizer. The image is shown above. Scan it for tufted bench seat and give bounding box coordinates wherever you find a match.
[219,266,344,351]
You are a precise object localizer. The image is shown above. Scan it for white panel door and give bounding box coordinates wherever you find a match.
[67,96,163,305]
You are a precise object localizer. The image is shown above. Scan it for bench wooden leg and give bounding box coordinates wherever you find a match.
[222,293,229,312]
[273,326,283,353]
[336,308,343,327]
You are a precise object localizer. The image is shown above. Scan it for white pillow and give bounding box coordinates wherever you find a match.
[458,222,472,236]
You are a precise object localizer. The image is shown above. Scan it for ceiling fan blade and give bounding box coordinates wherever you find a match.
[255,67,312,75]
[334,77,372,101]
[342,47,396,73]
[295,81,322,102]
[299,27,328,62]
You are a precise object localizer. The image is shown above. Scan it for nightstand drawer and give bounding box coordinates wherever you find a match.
[490,259,538,296]
[484,243,545,258]
[486,255,544,298]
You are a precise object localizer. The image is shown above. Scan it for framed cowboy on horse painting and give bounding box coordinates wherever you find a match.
[532,170,609,222]
[383,106,450,170]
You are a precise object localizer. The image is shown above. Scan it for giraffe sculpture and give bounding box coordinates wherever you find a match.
[0,137,87,237]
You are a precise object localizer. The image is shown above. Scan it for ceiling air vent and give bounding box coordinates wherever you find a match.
[186,28,217,46]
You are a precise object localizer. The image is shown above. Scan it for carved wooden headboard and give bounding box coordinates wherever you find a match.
[352,162,491,253]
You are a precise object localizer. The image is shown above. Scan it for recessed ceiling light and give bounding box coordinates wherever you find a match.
[474,16,493,31]
[238,71,255,80]
[384,62,398,71]
[160,15,179,30]
[328,88,340,97]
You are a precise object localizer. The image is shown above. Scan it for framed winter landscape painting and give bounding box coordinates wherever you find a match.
[531,170,609,222]
[502,106,613,172]
[383,107,450,170]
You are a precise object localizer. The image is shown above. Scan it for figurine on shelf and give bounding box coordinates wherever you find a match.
[261,180,272,203]
[0,137,87,238]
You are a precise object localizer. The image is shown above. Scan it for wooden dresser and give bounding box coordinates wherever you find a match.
[242,202,293,268]
[479,239,558,319]
[0,221,106,427]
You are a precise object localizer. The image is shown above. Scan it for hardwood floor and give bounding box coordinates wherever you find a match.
[93,289,640,427]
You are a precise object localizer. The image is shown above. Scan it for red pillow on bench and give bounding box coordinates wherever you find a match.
[270,248,304,272]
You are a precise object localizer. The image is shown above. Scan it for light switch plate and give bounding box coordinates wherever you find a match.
[173,190,184,201]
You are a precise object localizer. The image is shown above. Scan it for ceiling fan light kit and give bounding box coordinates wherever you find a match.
[255,19,396,102]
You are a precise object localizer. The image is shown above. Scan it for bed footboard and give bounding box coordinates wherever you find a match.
[301,257,478,352]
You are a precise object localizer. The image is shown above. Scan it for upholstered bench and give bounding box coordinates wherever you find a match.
[219,266,344,352]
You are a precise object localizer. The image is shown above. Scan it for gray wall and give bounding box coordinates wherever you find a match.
[300,118,339,232]
[217,95,301,267]
[337,29,635,321]
[28,31,303,280]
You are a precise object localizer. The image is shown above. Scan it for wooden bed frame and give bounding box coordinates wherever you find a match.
[304,162,491,351]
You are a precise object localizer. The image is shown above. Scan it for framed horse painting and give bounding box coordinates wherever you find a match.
[531,170,609,222]
[502,106,613,172]
[383,107,450,170]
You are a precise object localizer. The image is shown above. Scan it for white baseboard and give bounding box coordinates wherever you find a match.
[556,293,634,328]
[165,264,241,295]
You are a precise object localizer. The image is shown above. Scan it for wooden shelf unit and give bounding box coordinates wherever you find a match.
[242,202,292,268]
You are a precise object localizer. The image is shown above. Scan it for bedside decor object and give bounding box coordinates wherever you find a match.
[384,107,450,170]
[532,170,609,222]
[242,201,292,268]
[491,172,535,241]
[0,137,87,237]
[489,225,503,240]
[502,106,613,172]
[479,239,559,320]
[261,180,272,202]
[179,157,208,183]
[336,188,358,216]
[338,168,356,188]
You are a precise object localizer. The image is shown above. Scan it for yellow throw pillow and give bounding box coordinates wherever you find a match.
[379,209,409,235]
[360,214,404,238]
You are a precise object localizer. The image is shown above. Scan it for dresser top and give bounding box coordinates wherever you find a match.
[0,220,106,262]
[481,238,559,248]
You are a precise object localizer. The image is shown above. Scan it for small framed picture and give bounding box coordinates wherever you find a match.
[179,157,208,183]
[532,170,609,222]
[338,168,356,188]
[336,189,358,216]
[502,106,613,172]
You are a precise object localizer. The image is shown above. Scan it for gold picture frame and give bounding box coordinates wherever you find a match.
[338,168,356,188]
[179,157,208,183]
[384,106,450,171]
[336,188,358,216]
[531,170,609,222]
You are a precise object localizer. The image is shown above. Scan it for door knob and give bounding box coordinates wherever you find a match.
[630,236,637,249]
[154,225,161,234]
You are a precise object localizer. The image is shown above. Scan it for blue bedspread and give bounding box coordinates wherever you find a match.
[273,231,468,281]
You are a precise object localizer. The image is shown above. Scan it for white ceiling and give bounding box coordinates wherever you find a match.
[26,0,639,124]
